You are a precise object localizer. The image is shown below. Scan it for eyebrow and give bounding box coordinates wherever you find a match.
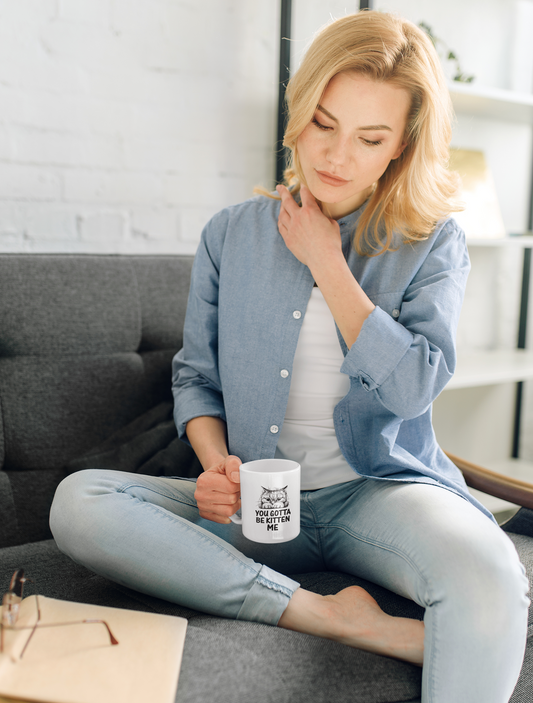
[317,104,393,132]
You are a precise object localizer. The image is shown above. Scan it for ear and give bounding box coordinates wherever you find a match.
[391,139,408,160]
[282,486,288,490]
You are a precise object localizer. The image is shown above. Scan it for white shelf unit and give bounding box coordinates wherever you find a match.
[449,82,533,122]
[465,236,533,247]
[435,84,533,519]
[448,349,533,390]
[442,344,533,518]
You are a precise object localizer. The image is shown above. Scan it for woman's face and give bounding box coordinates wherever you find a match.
[296,71,411,219]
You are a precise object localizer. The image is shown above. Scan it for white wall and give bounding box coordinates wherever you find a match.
[376,0,516,90]
[1,0,528,252]
[0,0,279,254]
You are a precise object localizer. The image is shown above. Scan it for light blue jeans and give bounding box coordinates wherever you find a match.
[50,470,529,703]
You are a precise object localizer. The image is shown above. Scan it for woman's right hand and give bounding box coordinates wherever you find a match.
[194,455,242,524]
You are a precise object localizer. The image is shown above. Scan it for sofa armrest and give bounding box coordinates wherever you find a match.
[445,451,533,510]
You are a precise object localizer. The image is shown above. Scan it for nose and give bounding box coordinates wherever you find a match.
[325,133,349,168]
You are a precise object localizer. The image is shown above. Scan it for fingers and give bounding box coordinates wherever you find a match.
[195,481,241,523]
[195,455,242,524]
[277,183,320,223]
[276,184,299,214]
[224,455,242,484]
[201,455,241,482]
[197,471,239,494]
[299,183,318,209]
[276,184,299,237]
[196,458,241,496]
[197,498,241,524]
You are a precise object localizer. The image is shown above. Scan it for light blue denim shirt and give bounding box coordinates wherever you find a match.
[172,194,492,520]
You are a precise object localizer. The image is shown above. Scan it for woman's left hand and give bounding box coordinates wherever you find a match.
[276,183,343,271]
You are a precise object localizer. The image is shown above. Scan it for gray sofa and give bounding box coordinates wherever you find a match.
[1,253,532,703]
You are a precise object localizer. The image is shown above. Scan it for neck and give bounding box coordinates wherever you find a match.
[320,185,373,220]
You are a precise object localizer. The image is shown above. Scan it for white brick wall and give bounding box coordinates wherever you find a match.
[4,0,517,254]
[0,0,280,253]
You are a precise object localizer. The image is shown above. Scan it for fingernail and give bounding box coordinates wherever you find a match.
[231,473,240,482]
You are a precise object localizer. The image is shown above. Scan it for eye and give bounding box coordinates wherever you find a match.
[312,117,332,131]
[361,138,383,147]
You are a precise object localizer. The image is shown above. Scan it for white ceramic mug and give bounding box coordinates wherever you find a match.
[229,459,300,543]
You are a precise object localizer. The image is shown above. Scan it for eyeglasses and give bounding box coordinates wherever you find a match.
[1,568,119,661]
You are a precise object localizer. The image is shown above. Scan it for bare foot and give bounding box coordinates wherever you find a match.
[278,586,424,666]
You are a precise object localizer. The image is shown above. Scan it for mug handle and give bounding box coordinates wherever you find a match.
[229,511,242,525]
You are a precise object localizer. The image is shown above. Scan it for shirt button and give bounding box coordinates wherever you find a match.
[293,310,302,319]
[270,425,279,434]
[392,308,400,318]
[280,369,289,378]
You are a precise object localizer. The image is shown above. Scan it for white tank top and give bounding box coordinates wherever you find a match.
[275,286,360,490]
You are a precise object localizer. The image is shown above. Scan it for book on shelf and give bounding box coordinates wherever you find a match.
[449,148,506,240]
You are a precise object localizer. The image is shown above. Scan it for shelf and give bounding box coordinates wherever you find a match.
[466,458,533,518]
[466,236,533,248]
[449,82,533,123]
[446,349,533,390]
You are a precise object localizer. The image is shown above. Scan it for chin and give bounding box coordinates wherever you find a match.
[305,180,344,202]
[310,187,351,206]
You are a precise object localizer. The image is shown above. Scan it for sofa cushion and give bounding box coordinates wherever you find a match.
[0,256,141,357]
[0,353,152,471]
[0,391,4,469]
[0,471,20,548]
[0,254,195,543]
[503,507,533,539]
[5,468,67,545]
[132,257,192,352]
[0,255,194,475]
[177,619,422,703]
[65,401,202,478]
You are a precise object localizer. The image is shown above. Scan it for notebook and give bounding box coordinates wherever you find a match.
[0,595,188,703]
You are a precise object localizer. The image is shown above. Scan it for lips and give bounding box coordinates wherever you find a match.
[315,169,350,187]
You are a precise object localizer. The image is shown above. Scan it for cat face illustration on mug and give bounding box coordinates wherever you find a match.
[259,486,289,509]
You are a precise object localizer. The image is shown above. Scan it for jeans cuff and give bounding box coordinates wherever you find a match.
[236,564,300,626]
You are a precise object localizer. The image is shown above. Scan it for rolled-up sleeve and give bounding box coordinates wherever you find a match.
[172,213,228,441]
[341,220,470,420]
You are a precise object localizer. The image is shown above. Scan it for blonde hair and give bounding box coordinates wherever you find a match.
[260,11,461,255]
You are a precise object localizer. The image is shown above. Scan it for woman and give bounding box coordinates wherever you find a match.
[50,11,529,702]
